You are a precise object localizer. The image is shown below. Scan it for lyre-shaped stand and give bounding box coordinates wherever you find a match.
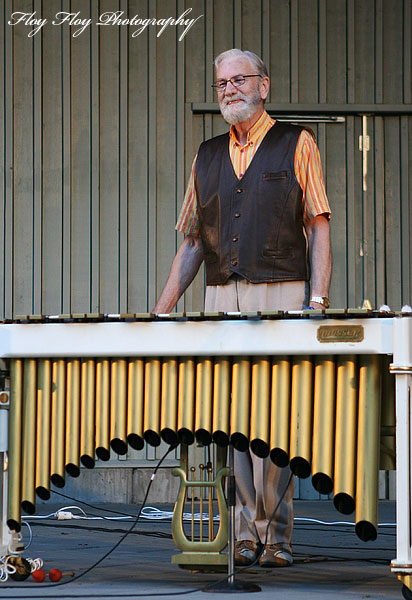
[171,443,229,569]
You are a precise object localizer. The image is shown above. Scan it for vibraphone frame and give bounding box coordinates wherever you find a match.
[0,311,411,592]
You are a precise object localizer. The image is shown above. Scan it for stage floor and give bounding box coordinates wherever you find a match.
[0,500,403,600]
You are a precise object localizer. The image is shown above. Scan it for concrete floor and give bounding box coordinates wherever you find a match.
[0,500,407,600]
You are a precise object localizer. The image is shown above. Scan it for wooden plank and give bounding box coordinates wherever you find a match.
[297,0,318,103]
[0,0,14,319]
[375,0,383,104]
[119,0,128,313]
[346,0,355,103]
[13,0,34,317]
[91,0,100,313]
[409,117,412,305]
[99,0,120,313]
[183,0,211,312]
[290,0,299,103]
[326,0,346,103]
[318,0,326,104]
[354,0,375,102]
[363,116,376,307]
[184,111,204,313]
[33,0,42,315]
[185,0,206,105]
[405,0,412,103]
[374,117,386,306]
[62,0,71,315]
[384,118,402,309]
[156,0,178,311]
[400,116,410,306]
[0,1,5,319]
[261,0,270,99]
[147,6,157,311]
[70,0,92,313]
[346,117,358,308]
[42,0,63,315]
[270,0,290,102]
[317,0,327,223]
[204,0,213,142]
[191,102,412,115]
[1,0,13,319]
[213,0,233,58]
[127,0,148,312]
[383,0,403,103]
[212,112,229,137]
[234,0,242,50]
[175,0,186,314]
[326,124,347,308]
[241,0,261,55]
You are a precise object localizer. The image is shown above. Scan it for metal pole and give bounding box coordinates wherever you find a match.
[204,443,260,593]
[0,390,12,554]
[227,444,236,585]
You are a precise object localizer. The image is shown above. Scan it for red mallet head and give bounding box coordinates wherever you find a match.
[32,568,46,582]
[49,568,75,582]
[49,568,62,582]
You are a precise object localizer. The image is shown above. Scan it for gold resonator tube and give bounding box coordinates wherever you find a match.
[7,353,391,541]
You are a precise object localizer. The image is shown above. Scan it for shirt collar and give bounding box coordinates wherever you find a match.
[229,110,274,147]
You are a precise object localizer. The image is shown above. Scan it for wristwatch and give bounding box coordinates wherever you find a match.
[310,296,330,308]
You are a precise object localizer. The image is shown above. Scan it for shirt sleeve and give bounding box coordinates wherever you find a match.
[294,130,331,224]
[175,155,201,237]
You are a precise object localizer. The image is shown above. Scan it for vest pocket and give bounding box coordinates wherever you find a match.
[262,170,288,181]
[262,247,294,259]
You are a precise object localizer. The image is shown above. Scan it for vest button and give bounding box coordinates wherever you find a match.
[232,236,238,243]
[234,212,241,218]
[231,259,238,266]
[236,188,243,193]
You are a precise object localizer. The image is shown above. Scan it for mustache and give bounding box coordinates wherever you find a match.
[220,92,247,107]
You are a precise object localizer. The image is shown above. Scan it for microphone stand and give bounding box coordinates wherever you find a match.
[204,444,261,593]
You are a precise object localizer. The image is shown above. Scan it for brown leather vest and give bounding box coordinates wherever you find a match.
[195,121,308,285]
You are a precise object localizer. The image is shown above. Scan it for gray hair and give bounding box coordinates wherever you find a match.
[214,49,268,78]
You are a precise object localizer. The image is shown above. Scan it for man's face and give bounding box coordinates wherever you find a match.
[215,56,267,125]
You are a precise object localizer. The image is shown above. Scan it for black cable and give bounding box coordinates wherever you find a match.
[0,442,179,592]
[0,452,295,598]
[0,458,392,600]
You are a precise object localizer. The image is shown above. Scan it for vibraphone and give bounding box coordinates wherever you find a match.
[0,310,411,592]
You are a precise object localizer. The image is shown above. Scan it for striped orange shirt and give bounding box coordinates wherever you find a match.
[176,111,330,236]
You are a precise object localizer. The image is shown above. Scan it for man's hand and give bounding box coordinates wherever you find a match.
[306,214,332,308]
[152,235,204,314]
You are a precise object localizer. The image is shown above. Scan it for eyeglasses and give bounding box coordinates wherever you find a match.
[211,74,261,92]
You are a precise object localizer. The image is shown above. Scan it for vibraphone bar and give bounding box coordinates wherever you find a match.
[0,310,411,591]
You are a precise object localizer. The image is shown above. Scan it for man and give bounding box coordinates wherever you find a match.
[154,49,332,568]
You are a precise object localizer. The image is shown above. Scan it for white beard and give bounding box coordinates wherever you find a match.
[219,88,262,125]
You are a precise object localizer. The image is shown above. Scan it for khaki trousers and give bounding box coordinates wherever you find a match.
[205,277,306,545]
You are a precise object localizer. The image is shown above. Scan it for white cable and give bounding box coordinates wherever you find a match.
[0,556,17,583]
[27,557,43,572]
[294,517,396,527]
[58,505,88,517]
[21,521,33,550]
[21,505,397,527]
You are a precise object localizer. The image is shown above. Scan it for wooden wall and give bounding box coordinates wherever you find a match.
[1,0,411,318]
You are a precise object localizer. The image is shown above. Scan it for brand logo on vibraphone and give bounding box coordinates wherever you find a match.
[316,325,364,343]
